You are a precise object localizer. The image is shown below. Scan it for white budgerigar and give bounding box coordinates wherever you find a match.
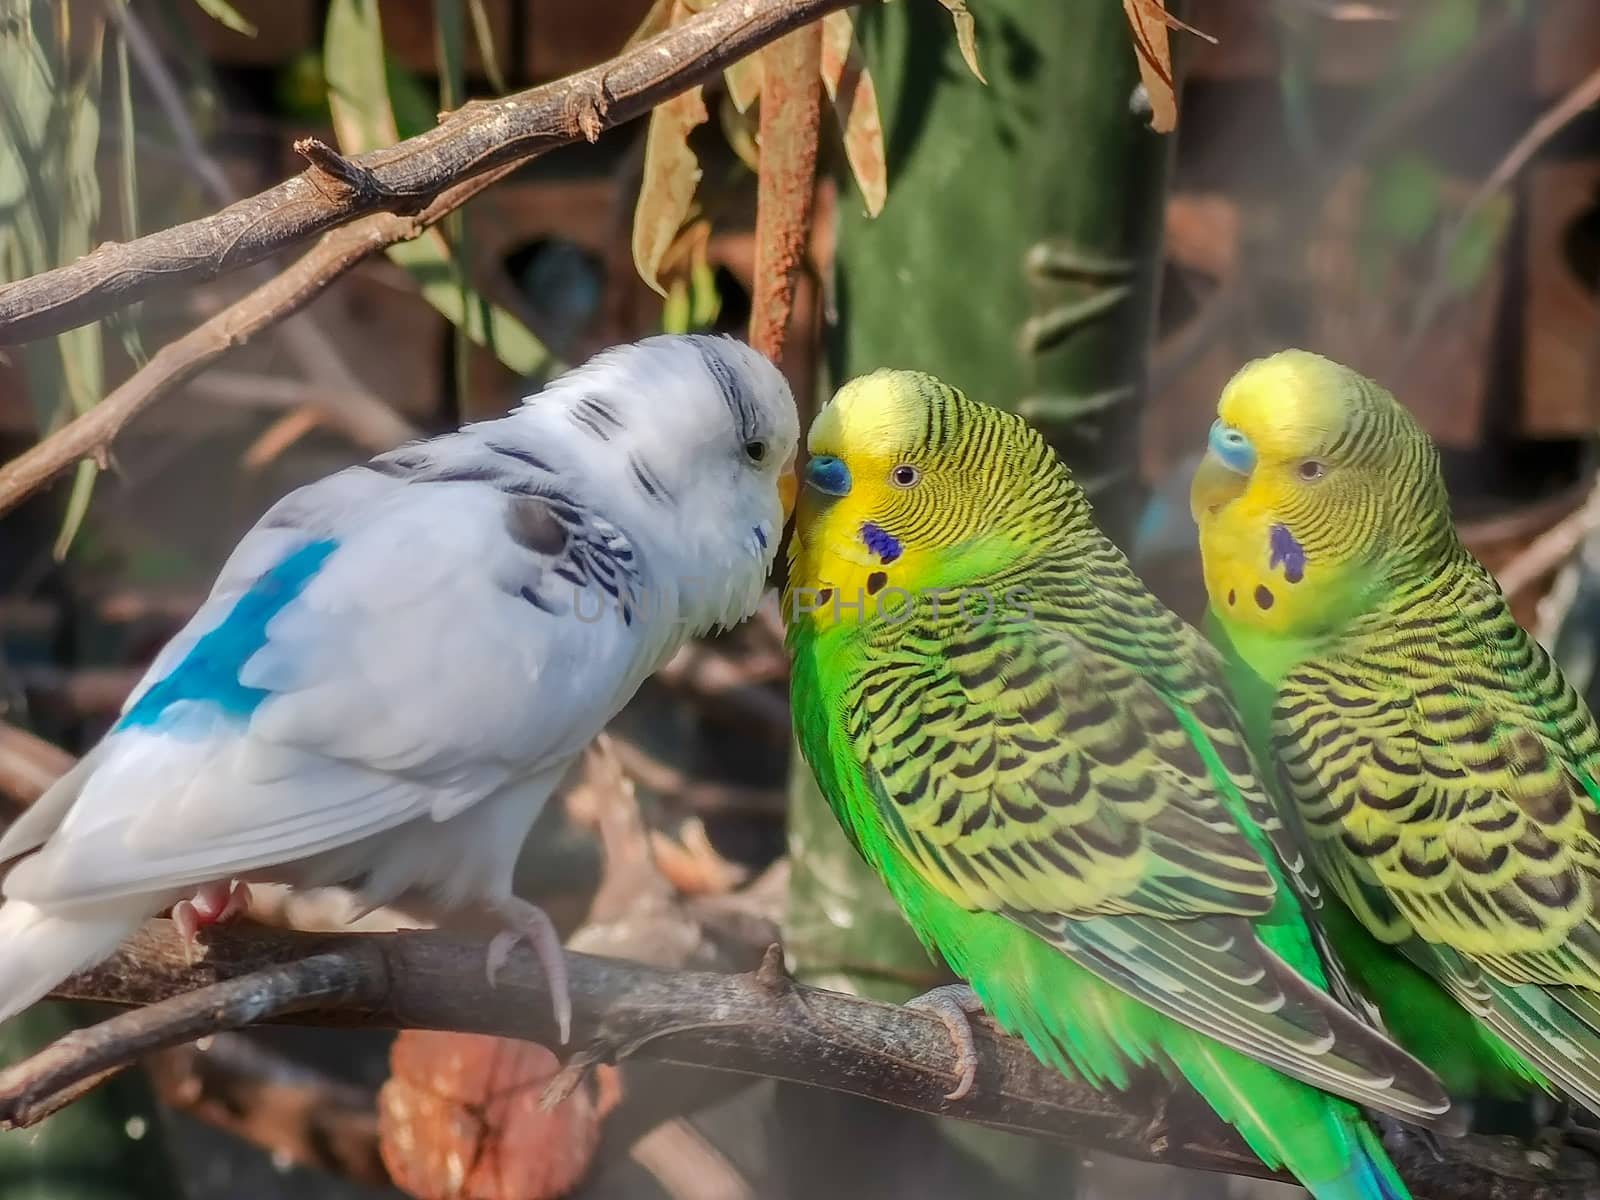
[0,334,798,1039]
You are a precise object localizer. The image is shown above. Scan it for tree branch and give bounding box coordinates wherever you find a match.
[0,922,1590,1200]
[0,0,861,347]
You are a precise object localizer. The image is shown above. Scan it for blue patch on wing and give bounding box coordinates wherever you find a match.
[120,538,339,730]
[1269,523,1306,584]
[860,521,902,564]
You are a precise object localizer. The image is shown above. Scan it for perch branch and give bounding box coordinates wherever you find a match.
[0,0,861,346]
[0,922,1587,1200]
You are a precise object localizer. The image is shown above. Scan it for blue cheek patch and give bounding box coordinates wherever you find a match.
[120,538,339,730]
[861,522,903,564]
[1269,523,1306,584]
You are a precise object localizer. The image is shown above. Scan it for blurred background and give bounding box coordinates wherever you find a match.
[0,1,1596,1197]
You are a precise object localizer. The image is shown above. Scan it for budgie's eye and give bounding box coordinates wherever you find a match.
[891,464,921,488]
[1297,460,1326,482]
[744,440,767,463]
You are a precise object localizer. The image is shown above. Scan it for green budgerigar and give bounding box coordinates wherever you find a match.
[1191,350,1595,1118]
[784,369,1452,1199]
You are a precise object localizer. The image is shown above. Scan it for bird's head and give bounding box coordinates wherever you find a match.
[531,334,799,633]
[787,368,1084,631]
[1190,349,1453,631]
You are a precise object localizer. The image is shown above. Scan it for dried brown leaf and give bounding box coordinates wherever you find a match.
[649,818,749,895]
[725,53,764,112]
[1122,0,1177,133]
[820,10,885,217]
[718,90,761,172]
[935,0,986,84]
[632,70,708,296]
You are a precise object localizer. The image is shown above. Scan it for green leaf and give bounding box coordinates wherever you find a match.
[1366,152,1443,248]
[1398,0,1479,81]
[1446,192,1512,296]
[386,54,436,139]
[387,240,554,375]
[467,0,504,93]
[53,458,98,560]
[324,0,399,149]
[192,0,258,37]
[325,0,555,379]
[112,11,146,366]
[0,6,112,554]
[435,0,465,112]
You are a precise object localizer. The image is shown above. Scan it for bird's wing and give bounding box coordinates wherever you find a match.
[1271,569,1600,993]
[6,464,655,906]
[853,603,1449,1123]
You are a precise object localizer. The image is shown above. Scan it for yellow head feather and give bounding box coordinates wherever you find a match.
[1192,349,1452,642]
[787,369,1081,631]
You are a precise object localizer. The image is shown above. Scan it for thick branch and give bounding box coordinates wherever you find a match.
[0,922,1590,1200]
[0,0,860,345]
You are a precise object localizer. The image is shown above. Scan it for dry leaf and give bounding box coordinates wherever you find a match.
[379,1032,604,1200]
[632,81,708,295]
[649,818,749,895]
[935,0,986,84]
[820,10,886,217]
[718,90,761,172]
[725,53,764,112]
[1122,0,1178,133]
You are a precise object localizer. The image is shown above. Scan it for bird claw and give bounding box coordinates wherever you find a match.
[907,982,984,1101]
[484,900,572,1046]
[172,880,252,964]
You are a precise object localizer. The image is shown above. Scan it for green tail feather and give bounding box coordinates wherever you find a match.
[921,881,1411,1200]
[1319,898,1546,1104]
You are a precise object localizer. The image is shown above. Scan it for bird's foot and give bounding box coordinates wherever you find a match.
[484,897,572,1045]
[172,880,252,962]
[906,982,984,1101]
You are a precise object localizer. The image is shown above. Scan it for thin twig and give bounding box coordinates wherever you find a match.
[0,0,862,346]
[0,0,863,517]
[0,163,512,517]
[611,736,786,819]
[1402,57,1600,365]
[1496,479,1600,600]
[0,922,1585,1200]
[105,0,415,455]
[654,642,791,743]
[1150,6,1523,396]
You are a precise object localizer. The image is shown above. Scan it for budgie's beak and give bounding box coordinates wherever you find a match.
[1191,421,1255,520]
[778,451,798,522]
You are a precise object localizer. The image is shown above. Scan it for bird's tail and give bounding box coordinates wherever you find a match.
[0,899,143,1025]
[1172,1035,1411,1200]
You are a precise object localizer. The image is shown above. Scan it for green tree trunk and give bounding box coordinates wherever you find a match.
[781,1,1175,1194]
